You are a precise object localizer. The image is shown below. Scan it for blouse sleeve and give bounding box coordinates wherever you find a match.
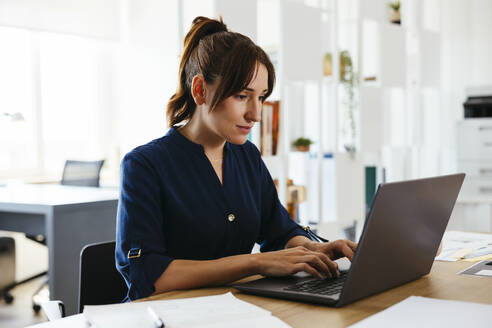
[256,155,310,252]
[115,151,174,300]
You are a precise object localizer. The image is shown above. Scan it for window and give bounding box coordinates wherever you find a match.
[39,32,112,177]
[0,27,38,175]
[0,26,116,180]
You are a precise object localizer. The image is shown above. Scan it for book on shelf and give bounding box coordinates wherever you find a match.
[248,100,279,156]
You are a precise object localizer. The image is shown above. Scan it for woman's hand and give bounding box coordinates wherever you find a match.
[260,237,359,280]
[305,239,358,262]
[153,239,359,294]
[252,246,341,279]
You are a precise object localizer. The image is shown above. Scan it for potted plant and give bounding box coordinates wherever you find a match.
[292,137,313,152]
[388,0,401,25]
[339,50,358,154]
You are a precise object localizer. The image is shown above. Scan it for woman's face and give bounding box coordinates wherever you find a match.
[204,63,269,145]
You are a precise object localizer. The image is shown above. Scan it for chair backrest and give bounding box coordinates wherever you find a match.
[78,241,127,313]
[61,160,105,187]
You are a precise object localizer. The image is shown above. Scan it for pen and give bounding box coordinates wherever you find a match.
[147,306,165,328]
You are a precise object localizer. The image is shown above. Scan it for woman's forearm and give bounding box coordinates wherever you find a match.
[153,241,357,296]
[285,235,314,249]
[153,253,258,295]
[154,236,314,295]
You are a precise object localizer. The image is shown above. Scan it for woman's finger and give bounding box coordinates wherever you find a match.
[316,252,339,277]
[340,244,355,261]
[300,254,333,278]
[292,262,323,279]
[347,240,358,251]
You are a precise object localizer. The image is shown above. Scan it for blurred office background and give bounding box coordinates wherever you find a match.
[1,0,492,325]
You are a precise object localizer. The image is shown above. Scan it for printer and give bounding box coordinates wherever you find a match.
[463,86,492,118]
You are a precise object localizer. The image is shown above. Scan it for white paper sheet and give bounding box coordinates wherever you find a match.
[25,314,89,328]
[349,296,492,328]
[435,231,492,261]
[475,269,492,277]
[83,292,290,328]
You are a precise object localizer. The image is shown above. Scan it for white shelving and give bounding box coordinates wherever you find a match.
[217,0,448,238]
[451,118,492,232]
[215,0,257,41]
[457,118,492,195]
[282,1,322,81]
[379,23,407,87]
[420,30,441,88]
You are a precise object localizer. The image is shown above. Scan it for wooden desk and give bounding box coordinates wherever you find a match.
[0,184,119,315]
[144,261,492,327]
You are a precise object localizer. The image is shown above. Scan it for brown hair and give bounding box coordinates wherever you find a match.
[166,16,275,127]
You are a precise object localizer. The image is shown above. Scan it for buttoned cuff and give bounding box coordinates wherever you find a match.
[127,252,174,300]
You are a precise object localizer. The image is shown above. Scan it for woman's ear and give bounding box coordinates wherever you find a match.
[191,75,206,105]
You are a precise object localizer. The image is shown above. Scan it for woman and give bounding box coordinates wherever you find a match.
[116,16,357,301]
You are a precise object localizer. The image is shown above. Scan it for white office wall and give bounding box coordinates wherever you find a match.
[0,26,121,181]
[283,0,322,81]
[257,0,280,51]
[469,0,492,85]
[441,0,492,116]
[117,0,180,157]
[39,34,118,178]
[181,0,214,42]
[0,27,38,174]
[215,0,257,41]
[0,0,120,40]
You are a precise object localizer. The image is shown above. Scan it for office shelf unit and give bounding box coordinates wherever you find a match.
[449,118,492,232]
[457,118,492,197]
[215,0,447,238]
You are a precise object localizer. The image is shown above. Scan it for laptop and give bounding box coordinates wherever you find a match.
[234,173,465,307]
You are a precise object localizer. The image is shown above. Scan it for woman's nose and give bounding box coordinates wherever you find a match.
[246,100,261,122]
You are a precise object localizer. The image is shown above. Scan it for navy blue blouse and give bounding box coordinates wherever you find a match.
[115,127,309,300]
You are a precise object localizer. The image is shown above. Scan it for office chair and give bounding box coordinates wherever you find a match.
[41,241,127,320]
[0,236,15,304]
[9,159,105,313]
[61,160,105,187]
[78,241,127,312]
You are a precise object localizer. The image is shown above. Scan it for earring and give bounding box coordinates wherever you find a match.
[196,85,203,97]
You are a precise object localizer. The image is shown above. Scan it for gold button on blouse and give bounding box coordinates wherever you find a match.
[227,213,235,222]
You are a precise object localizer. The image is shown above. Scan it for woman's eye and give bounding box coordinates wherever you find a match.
[235,95,247,100]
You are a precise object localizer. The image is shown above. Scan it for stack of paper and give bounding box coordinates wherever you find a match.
[349,296,491,328]
[83,292,289,328]
[27,293,290,328]
[27,314,88,328]
[435,230,492,262]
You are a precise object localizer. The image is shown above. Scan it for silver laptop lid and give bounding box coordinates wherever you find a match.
[338,173,465,306]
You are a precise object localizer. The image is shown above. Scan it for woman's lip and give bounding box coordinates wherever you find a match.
[237,125,252,133]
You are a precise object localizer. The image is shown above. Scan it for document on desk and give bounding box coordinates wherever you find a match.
[435,230,492,262]
[26,314,88,328]
[348,296,491,328]
[83,292,290,328]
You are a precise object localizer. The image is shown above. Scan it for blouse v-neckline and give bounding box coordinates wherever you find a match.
[168,127,230,189]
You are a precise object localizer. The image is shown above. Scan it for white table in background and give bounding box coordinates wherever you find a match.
[0,184,119,315]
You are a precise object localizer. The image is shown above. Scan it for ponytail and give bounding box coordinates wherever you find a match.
[166,17,228,127]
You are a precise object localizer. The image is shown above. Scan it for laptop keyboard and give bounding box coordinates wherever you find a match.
[284,271,348,296]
